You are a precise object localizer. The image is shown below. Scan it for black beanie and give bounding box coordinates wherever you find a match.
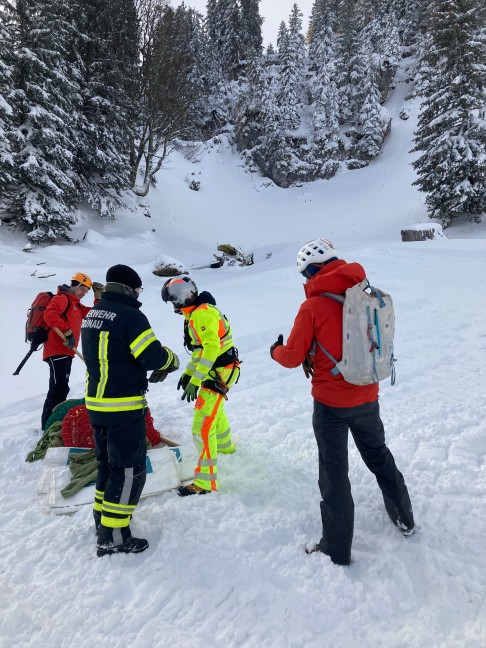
[106,264,142,289]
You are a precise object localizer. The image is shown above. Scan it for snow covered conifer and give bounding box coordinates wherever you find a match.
[310,0,340,153]
[219,0,243,78]
[0,2,16,220]
[240,0,263,59]
[277,4,306,130]
[8,0,81,244]
[75,0,139,218]
[358,51,388,158]
[336,0,367,124]
[412,0,486,226]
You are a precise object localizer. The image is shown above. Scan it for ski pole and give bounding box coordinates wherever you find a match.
[54,327,85,362]
[12,348,35,375]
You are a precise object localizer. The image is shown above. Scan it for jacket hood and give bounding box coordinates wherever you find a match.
[304,259,366,298]
[102,284,142,309]
[57,284,79,303]
[192,291,216,307]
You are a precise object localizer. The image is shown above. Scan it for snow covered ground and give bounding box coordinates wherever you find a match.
[1,63,485,648]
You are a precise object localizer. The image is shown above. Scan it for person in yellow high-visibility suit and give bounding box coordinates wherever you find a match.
[162,277,240,495]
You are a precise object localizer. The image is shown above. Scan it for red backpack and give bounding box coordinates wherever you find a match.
[25,291,70,350]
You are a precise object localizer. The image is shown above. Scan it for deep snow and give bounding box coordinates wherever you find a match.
[0,60,485,648]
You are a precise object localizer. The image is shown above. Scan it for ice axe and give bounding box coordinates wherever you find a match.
[12,348,36,375]
[54,327,85,362]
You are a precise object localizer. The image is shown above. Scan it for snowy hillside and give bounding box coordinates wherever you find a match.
[0,72,485,648]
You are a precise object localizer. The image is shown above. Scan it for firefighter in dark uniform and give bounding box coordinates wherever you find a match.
[81,264,179,557]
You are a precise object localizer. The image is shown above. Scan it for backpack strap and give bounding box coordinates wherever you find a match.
[60,294,70,319]
[368,285,386,308]
[309,292,346,377]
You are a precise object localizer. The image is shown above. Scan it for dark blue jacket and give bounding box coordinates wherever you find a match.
[81,286,170,424]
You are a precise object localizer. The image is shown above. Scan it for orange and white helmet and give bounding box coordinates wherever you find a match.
[296,238,337,274]
[71,272,92,289]
[161,277,198,308]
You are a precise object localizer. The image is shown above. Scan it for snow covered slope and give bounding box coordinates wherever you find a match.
[0,63,485,648]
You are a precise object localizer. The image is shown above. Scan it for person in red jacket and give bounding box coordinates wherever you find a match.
[41,272,101,429]
[270,238,414,565]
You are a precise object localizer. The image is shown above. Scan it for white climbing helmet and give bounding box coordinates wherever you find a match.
[296,238,337,274]
[161,276,198,308]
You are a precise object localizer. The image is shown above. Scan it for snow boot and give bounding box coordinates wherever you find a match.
[398,524,415,538]
[97,536,149,557]
[177,483,211,497]
[304,543,350,566]
[97,524,148,557]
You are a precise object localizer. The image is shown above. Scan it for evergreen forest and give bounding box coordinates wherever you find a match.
[0,0,485,244]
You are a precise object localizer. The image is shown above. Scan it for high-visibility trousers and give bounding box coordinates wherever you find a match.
[192,365,239,491]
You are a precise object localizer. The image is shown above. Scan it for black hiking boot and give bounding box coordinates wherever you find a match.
[398,524,415,538]
[305,543,350,566]
[97,537,149,557]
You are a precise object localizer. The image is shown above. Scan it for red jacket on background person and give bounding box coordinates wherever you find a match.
[43,285,93,359]
[272,259,379,408]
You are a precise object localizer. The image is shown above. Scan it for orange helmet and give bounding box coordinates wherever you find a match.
[71,272,92,289]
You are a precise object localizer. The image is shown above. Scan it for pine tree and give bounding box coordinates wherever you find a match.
[336,0,366,124]
[9,0,82,244]
[240,0,263,59]
[76,0,139,218]
[412,0,486,226]
[220,0,243,78]
[358,50,387,158]
[310,0,340,152]
[277,21,289,59]
[0,2,16,219]
[277,4,306,130]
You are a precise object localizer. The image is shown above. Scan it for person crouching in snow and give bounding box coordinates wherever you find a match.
[162,277,240,496]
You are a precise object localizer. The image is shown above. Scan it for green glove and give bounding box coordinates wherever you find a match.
[181,382,199,402]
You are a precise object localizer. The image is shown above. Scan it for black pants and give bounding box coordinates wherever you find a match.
[313,400,414,565]
[93,414,147,546]
[41,355,73,429]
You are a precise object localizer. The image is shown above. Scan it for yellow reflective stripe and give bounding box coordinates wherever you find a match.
[102,502,136,515]
[218,439,233,450]
[101,515,131,528]
[195,473,217,483]
[198,357,213,369]
[85,395,147,412]
[130,328,156,358]
[159,348,174,371]
[96,331,109,398]
[199,458,217,467]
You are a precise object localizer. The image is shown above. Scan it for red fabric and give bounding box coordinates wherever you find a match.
[62,405,162,448]
[43,287,93,359]
[62,405,95,448]
[144,410,162,447]
[272,259,379,408]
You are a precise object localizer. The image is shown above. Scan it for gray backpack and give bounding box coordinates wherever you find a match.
[312,279,396,386]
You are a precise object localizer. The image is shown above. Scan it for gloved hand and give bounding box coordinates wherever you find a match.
[148,368,169,383]
[302,354,314,379]
[163,347,180,373]
[64,329,76,349]
[177,373,191,391]
[270,334,284,358]
[92,282,105,300]
[181,382,199,402]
